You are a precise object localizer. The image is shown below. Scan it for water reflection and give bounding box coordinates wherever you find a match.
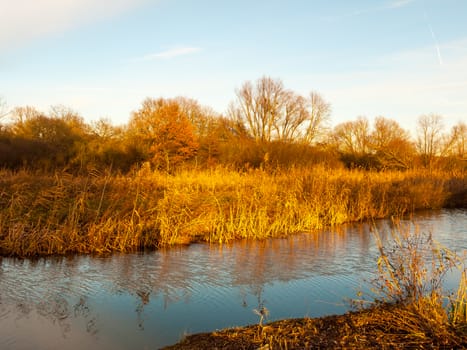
[0,209,465,349]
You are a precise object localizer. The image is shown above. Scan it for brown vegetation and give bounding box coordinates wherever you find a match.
[0,167,465,257]
[162,303,467,350]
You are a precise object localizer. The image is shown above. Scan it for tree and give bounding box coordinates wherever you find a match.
[333,117,371,155]
[303,91,331,144]
[128,98,199,171]
[230,76,286,142]
[370,117,415,169]
[448,122,466,160]
[173,96,218,139]
[230,76,331,144]
[416,114,445,168]
[6,105,94,170]
[9,106,42,135]
[272,91,307,142]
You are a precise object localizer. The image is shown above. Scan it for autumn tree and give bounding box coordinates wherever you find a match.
[5,106,89,170]
[79,118,134,171]
[332,116,417,169]
[9,106,42,135]
[128,98,198,171]
[370,117,415,169]
[173,97,216,138]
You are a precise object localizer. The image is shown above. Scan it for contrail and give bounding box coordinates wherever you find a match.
[423,6,443,66]
[427,20,443,66]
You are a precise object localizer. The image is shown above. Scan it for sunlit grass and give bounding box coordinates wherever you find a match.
[0,166,465,257]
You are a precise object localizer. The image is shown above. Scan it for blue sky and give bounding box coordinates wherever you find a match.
[1,0,467,133]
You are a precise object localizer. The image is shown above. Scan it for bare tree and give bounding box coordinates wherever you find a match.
[91,118,123,139]
[273,91,307,142]
[333,116,370,155]
[230,77,331,144]
[416,114,445,168]
[303,92,331,144]
[230,76,286,142]
[446,121,466,160]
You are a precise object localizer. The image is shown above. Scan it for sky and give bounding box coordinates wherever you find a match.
[1,0,467,134]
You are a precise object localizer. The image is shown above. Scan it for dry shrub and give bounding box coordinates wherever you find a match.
[362,222,467,346]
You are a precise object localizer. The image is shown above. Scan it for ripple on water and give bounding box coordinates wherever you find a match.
[0,337,16,350]
[0,305,10,321]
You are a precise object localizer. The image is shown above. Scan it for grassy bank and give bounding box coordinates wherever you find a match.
[0,166,466,257]
[162,300,467,349]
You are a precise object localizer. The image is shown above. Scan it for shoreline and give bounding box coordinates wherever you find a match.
[162,301,467,349]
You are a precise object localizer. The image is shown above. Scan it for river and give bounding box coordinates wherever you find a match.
[0,209,466,349]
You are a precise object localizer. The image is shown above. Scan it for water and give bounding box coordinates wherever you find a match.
[0,209,466,349]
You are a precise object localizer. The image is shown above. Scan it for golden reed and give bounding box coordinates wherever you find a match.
[0,166,465,257]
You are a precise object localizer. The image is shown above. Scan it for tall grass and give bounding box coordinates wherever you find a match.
[0,166,465,256]
[349,222,467,347]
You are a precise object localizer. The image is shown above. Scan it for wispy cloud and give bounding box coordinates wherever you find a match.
[387,0,416,9]
[133,47,202,61]
[0,0,151,52]
[323,0,415,22]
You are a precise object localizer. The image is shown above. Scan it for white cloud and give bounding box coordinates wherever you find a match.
[0,0,150,52]
[387,0,416,9]
[133,47,202,61]
[322,0,416,22]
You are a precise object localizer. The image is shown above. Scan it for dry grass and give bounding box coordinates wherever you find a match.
[0,166,465,257]
[163,302,467,349]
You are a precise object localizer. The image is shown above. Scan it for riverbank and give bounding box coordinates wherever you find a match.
[0,166,466,257]
[162,300,467,349]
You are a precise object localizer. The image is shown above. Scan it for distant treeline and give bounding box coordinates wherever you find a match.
[1,76,465,173]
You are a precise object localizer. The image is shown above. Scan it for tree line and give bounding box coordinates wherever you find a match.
[0,76,465,173]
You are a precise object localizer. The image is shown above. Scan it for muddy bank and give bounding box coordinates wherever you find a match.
[162,302,467,350]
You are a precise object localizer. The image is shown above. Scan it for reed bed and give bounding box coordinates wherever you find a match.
[0,166,465,257]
